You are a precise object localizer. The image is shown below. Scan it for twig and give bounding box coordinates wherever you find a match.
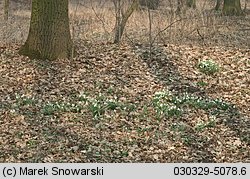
[90,1,110,37]
[71,0,80,60]
[152,17,185,44]
[147,1,153,61]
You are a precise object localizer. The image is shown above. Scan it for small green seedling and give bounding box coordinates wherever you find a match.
[198,59,219,75]
[197,81,208,87]
[195,120,216,131]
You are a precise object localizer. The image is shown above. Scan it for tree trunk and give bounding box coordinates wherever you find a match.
[176,0,183,13]
[114,0,139,44]
[215,0,222,10]
[19,0,73,60]
[139,0,160,10]
[223,0,243,15]
[186,0,196,9]
[177,0,196,13]
[244,0,247,11]
[4,0,9,21]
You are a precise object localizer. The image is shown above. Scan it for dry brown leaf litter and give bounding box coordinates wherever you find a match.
[0,41,249,162]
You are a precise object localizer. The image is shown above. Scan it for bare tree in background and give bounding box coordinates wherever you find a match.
[139,0,160,10]
[113,0,139,44]
[177,0,196,13]
[177,0,183,12]
[223,0,243,15]
[146,0,153,61]
[215,0,222,10]
[4,0,9,21]
[244,0,247,11]
[186,0,196,8]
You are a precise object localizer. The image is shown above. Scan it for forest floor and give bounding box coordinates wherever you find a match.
[0,41,249,162]
[0,1,250,162]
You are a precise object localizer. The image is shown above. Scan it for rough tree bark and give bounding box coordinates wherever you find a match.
[223,0,243,15]
[19,0,73,60]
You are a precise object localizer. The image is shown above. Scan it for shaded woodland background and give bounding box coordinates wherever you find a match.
[1,0,250,47]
